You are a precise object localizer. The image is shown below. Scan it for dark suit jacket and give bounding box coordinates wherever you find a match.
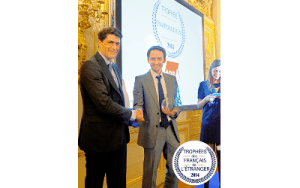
[78,52,132,152]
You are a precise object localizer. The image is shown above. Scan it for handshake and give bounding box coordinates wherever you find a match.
[135,109,145,122]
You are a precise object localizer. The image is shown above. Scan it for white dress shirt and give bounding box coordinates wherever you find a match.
[150,69,171,121]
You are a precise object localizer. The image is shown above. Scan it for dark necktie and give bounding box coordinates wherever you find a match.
[156,75,169,128]
[108,63,119,88]
[108,63,124,103]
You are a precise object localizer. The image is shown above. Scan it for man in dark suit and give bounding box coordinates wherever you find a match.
[133,46,181,188]
[78,27,144,188]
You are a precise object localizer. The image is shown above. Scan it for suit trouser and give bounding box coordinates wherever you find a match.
[84,143,127,188]
[142,125,180,188]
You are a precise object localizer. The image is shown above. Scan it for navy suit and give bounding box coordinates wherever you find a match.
[79,52,131,188]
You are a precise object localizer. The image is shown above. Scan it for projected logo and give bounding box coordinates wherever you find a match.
[152,0,185,58]
[165,61,179,77]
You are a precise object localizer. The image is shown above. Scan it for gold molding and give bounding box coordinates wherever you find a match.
[78,1,92,64]
[186,0,212,18]
[179,126,188,134]
[128,138,138,145]
[126,175,143,187]
[204,32,211,53]
[204,19,216,58]
[78,148,85,158]
[129,127,139,134]
[187,0,207,17]
[191,132,200,137]
[78,0,110,85]
[204,19,215,31]
[177,119,190,126]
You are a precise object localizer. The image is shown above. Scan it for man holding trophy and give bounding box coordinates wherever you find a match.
[133,46,181,188]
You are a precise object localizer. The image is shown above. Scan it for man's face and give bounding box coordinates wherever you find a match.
[97,34,120,61]
[148,50,166,74]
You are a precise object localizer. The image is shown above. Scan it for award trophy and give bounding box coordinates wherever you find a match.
[161,98,176,110]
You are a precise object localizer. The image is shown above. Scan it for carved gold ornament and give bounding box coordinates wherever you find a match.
[78,0,109,84]
[186,0,213,18]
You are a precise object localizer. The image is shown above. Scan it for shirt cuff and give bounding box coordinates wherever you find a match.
[130,110,136,121]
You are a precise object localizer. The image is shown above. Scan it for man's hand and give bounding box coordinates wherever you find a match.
[135,109,145,122]
[161,107,177,116]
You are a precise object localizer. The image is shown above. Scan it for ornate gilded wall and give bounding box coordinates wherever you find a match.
[78,0,220,187]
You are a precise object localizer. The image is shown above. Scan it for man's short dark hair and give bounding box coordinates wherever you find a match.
[98,27,122,41]
[147,46,166,60]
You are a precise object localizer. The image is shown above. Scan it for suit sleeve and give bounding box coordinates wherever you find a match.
[133,76,144,110]
[80,61,131,123]
[171,78,181,119]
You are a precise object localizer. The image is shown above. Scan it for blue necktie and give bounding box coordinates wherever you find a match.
[156,75,169,128]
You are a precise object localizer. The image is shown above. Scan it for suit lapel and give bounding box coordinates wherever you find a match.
[112,63,124,100]
[163,73,173,99]
[95,53,123,98]
[112,64,123,91]
[145,71,160,110]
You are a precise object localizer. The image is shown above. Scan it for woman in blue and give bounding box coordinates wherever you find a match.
[197,59,221,188]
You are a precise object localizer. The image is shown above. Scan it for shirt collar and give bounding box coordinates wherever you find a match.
[98,51,111,66]
[150,69,164,79]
